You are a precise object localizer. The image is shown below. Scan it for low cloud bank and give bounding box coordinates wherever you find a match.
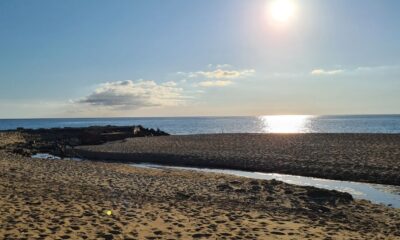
[77,80,185,109]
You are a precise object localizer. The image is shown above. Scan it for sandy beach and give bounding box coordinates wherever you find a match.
[73,133,400,185]
[1,132,400,239]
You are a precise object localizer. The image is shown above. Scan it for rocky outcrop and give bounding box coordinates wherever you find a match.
[305,186,353,204]
[4,125,168,157]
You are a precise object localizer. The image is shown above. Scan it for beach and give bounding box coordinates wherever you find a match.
[73,133,400,185]
[1,131,400,239]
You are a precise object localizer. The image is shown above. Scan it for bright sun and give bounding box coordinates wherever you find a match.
[269,0,296,23]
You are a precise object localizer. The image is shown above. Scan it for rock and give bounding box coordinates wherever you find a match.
[5,125,169,158]
[133,126,142,135]
[306,187,353,204]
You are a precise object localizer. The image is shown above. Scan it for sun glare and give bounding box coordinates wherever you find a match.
[261,115,311,133]
[269,0,296,23]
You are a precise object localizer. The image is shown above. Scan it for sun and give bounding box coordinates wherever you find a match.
[269,0,296,23]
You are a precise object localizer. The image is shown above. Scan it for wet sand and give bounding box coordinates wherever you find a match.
[73,133,400,186]
[1,133,400,239]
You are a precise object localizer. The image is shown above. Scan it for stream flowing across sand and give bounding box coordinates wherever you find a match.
[130,163,400,208]
[32,153,400,208]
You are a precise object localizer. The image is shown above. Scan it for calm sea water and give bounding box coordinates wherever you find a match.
[1,115,400,134]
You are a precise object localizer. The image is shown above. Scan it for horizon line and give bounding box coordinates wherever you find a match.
[1,113,400,121]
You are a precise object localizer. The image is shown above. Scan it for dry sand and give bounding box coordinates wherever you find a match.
[73,134,400,185]
[1,133,400,239]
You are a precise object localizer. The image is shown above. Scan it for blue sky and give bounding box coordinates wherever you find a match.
[1,0,399,118]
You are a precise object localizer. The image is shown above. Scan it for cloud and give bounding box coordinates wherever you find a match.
[188,69,255,79]
[197,80,233,87]
[352,65,400,74]
[77,80,185,109]
[311,65,400,77]
[311,69,344,76]
[178,65,255,87]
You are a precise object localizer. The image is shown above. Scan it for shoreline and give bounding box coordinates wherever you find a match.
[32,153,400,208]
[73,133,400,186]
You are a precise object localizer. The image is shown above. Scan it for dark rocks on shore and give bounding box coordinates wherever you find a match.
[305,186,353,205]
[3,125,168,157]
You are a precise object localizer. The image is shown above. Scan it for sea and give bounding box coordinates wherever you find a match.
[0,115,400,134]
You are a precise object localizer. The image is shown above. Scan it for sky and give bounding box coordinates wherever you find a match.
[0,0,399,118]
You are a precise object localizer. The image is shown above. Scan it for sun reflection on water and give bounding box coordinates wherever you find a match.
[260,115,312,133]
